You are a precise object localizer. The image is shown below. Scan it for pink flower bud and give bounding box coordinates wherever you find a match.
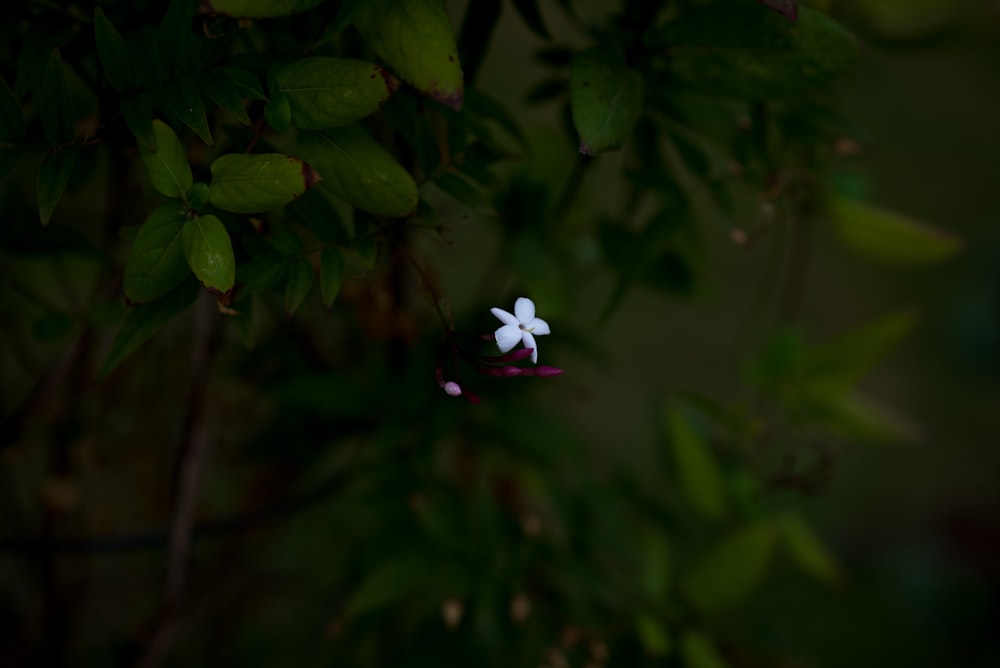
[520,365,564,377]
[486,347,535,363]
[443,381,462,396]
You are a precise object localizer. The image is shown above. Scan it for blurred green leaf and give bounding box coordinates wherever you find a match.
[287,187,346,243]
[683,521,777,615]
[94,7,134,93]
[346,556,435,617]
[271,57,398,129]
[201,68,254,125]
[778,513,843,586]
[162,74,213,145]
[434,172,491,209]
[236,253,290,297]
[297,126,418,217]
[319,248,345,307]
[122,93,155,149]
[570,46,644,155]
[284,257,313,314]
[0,76,24,180]
[354,0,464,110]
[183,214,236,294]
[32,311,74,342]
[665,1,859,99]
[124,202,191,303]
[665,404,727,521]
[208,153,317,214]
[207,0,324,17]
[830,196,963,265]
[41,50,75,145]
[98,278,200,380]
[511,0,551,39]
[680,630,731,668]
[263,91,292,131]
[186,182,210,210]
[635,614,672,656]
[37,148,76,225]
[139,120,193,199]
[156,0,197,74]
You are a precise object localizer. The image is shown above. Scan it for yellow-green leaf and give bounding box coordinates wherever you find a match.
[665,405,727,520]
[680,630,730,668]
[208,153,318,214]
[778,513,844,586]
[208,0,325,17]
[830,196,963,265]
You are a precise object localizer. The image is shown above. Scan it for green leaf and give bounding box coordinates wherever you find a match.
[182,215,236,294]
[683,522,777,615]
[208,153,318,214]
[124,202,191,303]
[778,513,843,586]
[271,57,399,129]
[511,0,551,39]
[0,76,25,180]
[570,46,644,155]
[41,50,75,145]
[37,148,76,225]
[162,75,213,145]
[297,127,418,217]
[319,248,346,307]
[236,254,290,297]
[680,631,731,668]
[32,311,74,342]
[287,187,347,243]
[346,556,433,617]
[122,94,155,149]
[665,403,726,521]
[354,0,464,110]
[156,0,197,74]
[201,68,252,125]
[666,2,859,99]
[94,7,134,92]
[98,278,200,380]
[139,120,193,199]
[207,0,325,17]
[186,182,210,210]
[284,257,314,314]
[830,196,963,265]
[433,172,491,210]
[263,92,292,131]
[222,67,265,100]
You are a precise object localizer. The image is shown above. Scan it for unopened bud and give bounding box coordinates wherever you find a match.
[521,365,564,377]
[441,598,464,629]
[488,347,534,363]
[443,381,462,396]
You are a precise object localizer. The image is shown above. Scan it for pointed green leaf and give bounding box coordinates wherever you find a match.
[98,278,200,380]
[156,0,197,74]
[124,202,191,303]
[570,47,644,155]
[94,7,134,92]
[284,257,314,314]
[162,75,213,144]
[665,404,727,521]
[830,196,963,265]
[288,187,347,243]
[264,92,292,131]
[680,631,731,668]
[346,556,433,617]
[201,68,252,125]
[0,76,25,180]
[803,311,916,392]
[434,172,490,209]
[183,214,236,294]
[41,50,75,145]
[271,57,398,129]
[37,148,76,225]
[778,513,843,586]
[122,93,155,149]
[635,615,672,657]
[354,0,464,110]
[208,0,325,17]
[139,120,193,199]
[208,153,318,214]
[222,67,265,100]
[236,254,291,298]
[297,127,418,216]
[319,248,346,307]
[666,2,858,99]
[186,182,210,210]
[683,522,777,615]
[511,0,551,39]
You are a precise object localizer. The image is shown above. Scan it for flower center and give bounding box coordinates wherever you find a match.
[520,324,534,333]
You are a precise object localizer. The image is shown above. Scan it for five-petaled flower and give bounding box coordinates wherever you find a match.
[491,297,551,364]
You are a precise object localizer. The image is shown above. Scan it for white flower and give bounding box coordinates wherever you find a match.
[490,297,551,364]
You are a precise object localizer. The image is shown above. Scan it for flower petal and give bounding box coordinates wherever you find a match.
[514,297,535,323]
[526,317,550,336]
[495,324,522,353]
[490,307,518,327]
[522,330,538,364]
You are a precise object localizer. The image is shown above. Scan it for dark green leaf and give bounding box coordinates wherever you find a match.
[139,120,193,199]
[37,148,76,225]
[297,127,418,217]
[458,0,501,84]
[162,75,213,145]
[207,0,324,17]
[354,0,464,110]
[186,182,210,210]
[122,93,155,149]
[284,257,313,314]
[830,196,963,265]
[665,404,727,521]
[346,555,434,617]
[512,0,551,39]
[464,88,528,147]
[434,172,490,210]
[264,92,292,131]
[222,67,265,100]
[94,7,134,92]
[183,214,236,294]
[32,311,74,342]
[683,522,777,615]
[778,513,843,586]
[263,222,304,256]
[0,76,25,180]
[319,248,345,307]
[41,50,75,145]
[124,202,191,303]
[98,278,200,380]
[271,57,398,129]
[201,68,253,125]
[680,631,731,668]
[666,2,858,99]
[635,615,672,657]
[156,0,197,74]
[236,254,290,297]
[208,153,318,214]
[570,47,644,155]
[287,187,346,243]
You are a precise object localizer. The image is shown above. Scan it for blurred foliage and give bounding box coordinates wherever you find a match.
[0,0,994,666]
